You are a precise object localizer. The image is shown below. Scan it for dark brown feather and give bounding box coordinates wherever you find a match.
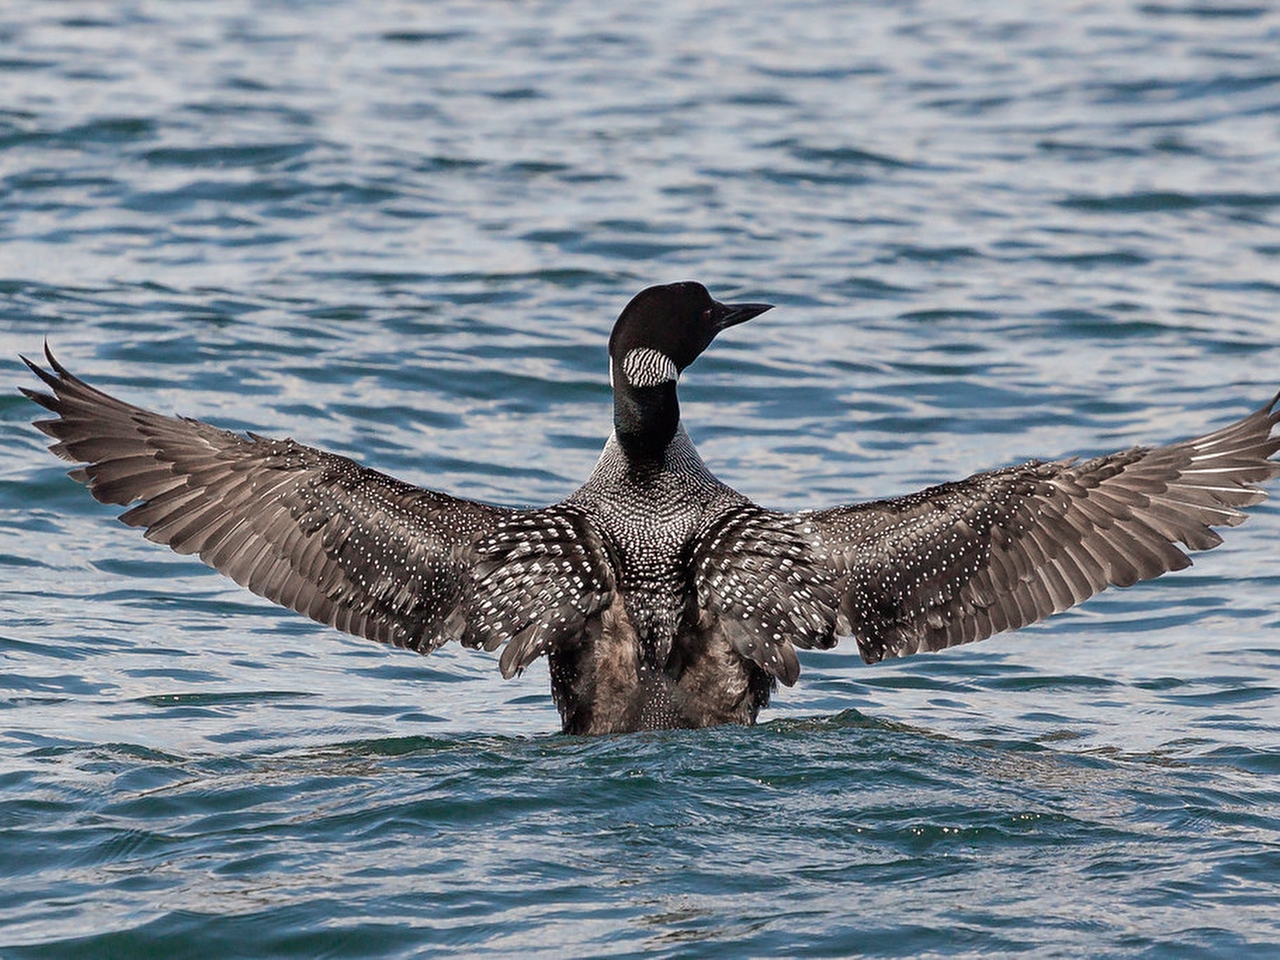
[21,346,615,659]
[805,394,1280,663]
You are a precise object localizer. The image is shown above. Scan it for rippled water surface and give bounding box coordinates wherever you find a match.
[4,1,1280,956]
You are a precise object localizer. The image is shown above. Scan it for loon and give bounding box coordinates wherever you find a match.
[22,282,1280,734]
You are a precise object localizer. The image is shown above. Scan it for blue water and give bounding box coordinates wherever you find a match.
[3,1,1280,955]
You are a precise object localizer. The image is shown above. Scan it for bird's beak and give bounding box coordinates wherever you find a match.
[711,300,773,332]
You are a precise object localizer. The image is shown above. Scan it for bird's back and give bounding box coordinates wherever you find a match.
[553,427,776,733]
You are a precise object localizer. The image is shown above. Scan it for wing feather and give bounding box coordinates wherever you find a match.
[802,393,1280,663]
[689,505,841,686]
[22,346,615,665]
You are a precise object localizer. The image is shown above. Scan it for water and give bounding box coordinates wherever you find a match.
[3,0,1280,955]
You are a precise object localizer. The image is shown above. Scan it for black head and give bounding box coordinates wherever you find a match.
[607,282,772,459]
[608,281,772,388]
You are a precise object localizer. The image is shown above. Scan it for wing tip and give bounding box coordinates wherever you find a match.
[20,342,84,415]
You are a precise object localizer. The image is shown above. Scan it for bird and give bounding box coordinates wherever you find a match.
[22,281,1280,734]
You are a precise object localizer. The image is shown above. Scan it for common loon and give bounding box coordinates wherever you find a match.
[23,282,1280,734]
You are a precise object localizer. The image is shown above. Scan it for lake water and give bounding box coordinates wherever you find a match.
[3,1,1280,956]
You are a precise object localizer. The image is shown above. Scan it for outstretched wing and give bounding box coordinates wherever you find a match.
[22,346,615,663]
[800,394,1280,664]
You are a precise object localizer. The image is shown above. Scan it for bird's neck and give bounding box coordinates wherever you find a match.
[613,381,679,461]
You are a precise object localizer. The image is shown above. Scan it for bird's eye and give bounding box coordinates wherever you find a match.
[701,308,713,323]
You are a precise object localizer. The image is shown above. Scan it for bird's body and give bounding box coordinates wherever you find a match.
[556,428,778,733]
[23,282,1280,734]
